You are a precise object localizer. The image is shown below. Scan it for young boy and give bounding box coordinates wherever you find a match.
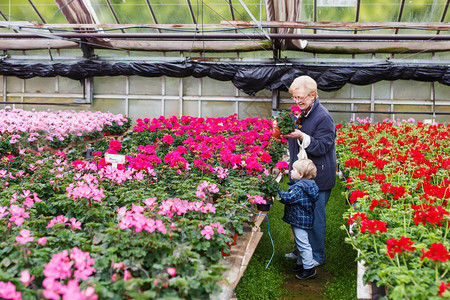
[278,159,319,280]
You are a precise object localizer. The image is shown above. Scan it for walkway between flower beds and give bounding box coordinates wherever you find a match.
[218,210,331,300]
[282,265,332,299]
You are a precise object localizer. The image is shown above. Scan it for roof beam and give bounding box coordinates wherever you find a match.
[1,32,450,41]
[2,39,449,54]
[7,21,450,30]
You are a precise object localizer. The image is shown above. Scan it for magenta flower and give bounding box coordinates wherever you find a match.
[275,161,289,170]
[161,134,174,145]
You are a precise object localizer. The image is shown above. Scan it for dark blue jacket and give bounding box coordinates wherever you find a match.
[278,179,319,230]
[288,99,336,191]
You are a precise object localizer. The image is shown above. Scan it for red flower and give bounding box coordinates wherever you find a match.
[360,219,387,234]
[386,236,416,259]
[348,212,368,226]
[369,198,391,212]
[411,204,449,227]
[345,158,366,168]
[346,177,353,189]
[374,159,389,170]
[380,183,406,200]
[420,243,450,262]
[349,190,369,204]
[439,281,450,297]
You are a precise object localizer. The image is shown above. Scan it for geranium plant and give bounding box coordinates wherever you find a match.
[0,110,287,299]
[274,110,296,135]
[337,118,450,299]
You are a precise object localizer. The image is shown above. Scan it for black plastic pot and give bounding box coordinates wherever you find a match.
[256,198,274,211]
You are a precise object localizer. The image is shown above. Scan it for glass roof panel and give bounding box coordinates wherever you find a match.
[90,0,118,24]
[401,0,446,22]
[29,0,68,24]
[106,0,152,24]
[190,1,233,25]
[231,0,266,22]
[359,0,401,22]
[0,0,42,23]
[102,0,157,33]
[316,1,358,22]
[358,0,400,34]
[148,0,194,24]
[300,0,314,21]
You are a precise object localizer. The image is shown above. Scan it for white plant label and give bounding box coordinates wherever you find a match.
[105,153,125,168]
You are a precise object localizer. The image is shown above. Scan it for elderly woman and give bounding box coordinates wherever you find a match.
[281,75,337,267]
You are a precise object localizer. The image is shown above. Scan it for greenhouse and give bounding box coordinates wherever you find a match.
[0,0,449,299]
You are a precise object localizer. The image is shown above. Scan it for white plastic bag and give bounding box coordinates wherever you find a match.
[297,141,308,160]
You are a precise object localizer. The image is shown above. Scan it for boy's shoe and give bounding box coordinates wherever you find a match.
[292,264,303,272]
[284,252,299,260]
[295,268,317,280]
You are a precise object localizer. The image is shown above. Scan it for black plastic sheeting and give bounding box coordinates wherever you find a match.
[0,59,449,95]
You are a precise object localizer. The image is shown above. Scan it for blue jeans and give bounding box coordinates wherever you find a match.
[308,190,331,264]
[292,226,314,269]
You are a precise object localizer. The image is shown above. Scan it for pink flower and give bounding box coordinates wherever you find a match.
[167,267,177,277]
[144,197,157,207]
[9,204,30,226]
[200,225,214,240]
[15,229,34,245]
[37,236,47,245]
[0,206,9,219]
[20,270,35,287]
[70,218,82,230]
[46,215,69,228]
[0,281,21,300]
[124,270,132,281]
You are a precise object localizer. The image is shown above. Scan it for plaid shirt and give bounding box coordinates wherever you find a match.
[278,179,319,230]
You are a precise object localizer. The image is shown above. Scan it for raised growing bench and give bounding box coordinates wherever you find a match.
[217,211,268,299]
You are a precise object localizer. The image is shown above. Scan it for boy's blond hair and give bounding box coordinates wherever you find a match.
[293,159,317,179]
[289,75,317,95]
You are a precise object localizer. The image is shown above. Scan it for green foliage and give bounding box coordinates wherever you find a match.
[257,174,281,199]
[275,110,296,135]
[323,180,357,300]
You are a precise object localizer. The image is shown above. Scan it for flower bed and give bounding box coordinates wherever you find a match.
[0,107,131,152]
[0,112,286,299]
[336,119,450,299]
